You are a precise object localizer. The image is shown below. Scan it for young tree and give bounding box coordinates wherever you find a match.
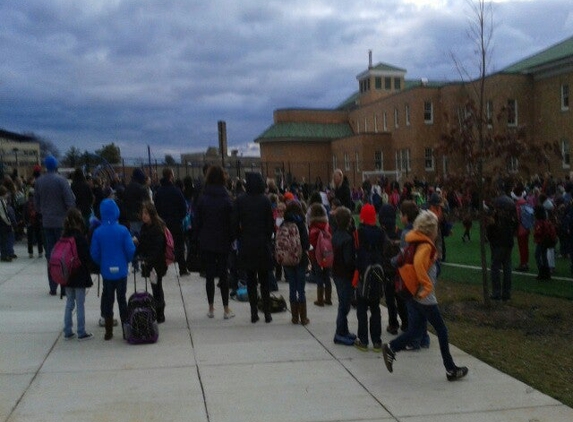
[437,0,560,305]
[164,154,176,166]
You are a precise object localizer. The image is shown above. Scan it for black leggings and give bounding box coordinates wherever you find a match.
[203,250,230,307]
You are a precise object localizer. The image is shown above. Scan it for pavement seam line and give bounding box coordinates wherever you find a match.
[176,273,211,422]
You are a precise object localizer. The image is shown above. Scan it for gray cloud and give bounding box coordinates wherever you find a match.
[1,0,571,159]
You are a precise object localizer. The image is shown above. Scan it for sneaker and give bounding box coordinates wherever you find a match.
[207,310,215,318]
[98,318,118,327]
[382,343,395,373]
[354,338,368,352]
[333,334,355,345]
[372,343,382,353]
[29,253,34,258]
[78,333,94,342]
[64,333,76,340]
[404,344,421,351]
[345,332,357,341]
[446,366,469,381]
[38,253,43,258]
[224,311,235,320]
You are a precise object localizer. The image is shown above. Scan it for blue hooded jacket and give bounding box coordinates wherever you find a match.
[90,199,135,280]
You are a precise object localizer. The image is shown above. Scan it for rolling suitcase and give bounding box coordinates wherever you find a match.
[123,271,159,344]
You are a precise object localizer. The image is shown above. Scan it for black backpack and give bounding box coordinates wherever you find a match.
[356,227,385,302]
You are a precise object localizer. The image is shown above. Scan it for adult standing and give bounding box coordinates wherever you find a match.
[123,168,149,238]
[71,168,94,227]
[195,165,234,319]
[34,155,76,296]
[486,194,518,301]
[154,168,188,276]
[233,172,275,323]
[332,169,354,211]
[513,185,531,271]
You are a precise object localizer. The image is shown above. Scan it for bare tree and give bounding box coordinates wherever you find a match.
[438,0,560,305]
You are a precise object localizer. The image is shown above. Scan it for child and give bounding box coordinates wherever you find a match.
[0,186,14,262]
[382,210,469,381]
[331,206,356,345]
[24,189,44,258]
[461,212,473,242]
[309,203,332,307]
[62,208,94,341]
[90,198,136,340]
[135,201,168,323]
[533,204,556,281]
[354,204,385,352]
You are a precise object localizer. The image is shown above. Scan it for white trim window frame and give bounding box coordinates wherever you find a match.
[405,104,411,126]
[562,139,570,169]
[394,108,399,128]
[424,147,434,171]
[507,99,518,127]
[424,101,433,124]
[344,152,350,171]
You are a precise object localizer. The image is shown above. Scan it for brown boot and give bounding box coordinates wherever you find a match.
[104,317,114,341]
[324,284,332,305]
[314,286,324,307]
[299,301,310,325]
[290,302,299,324]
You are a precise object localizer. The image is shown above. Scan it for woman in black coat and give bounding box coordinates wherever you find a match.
[233,172,275,323]
[196,165,234,319]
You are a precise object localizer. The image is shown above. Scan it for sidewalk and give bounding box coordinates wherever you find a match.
[1,242,572,422]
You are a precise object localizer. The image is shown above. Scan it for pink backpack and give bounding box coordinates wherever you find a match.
[275,222,302,266]
[315,228,334,268]
[164,227,175,265]
[49,237,81,285]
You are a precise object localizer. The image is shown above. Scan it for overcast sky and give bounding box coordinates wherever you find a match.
[1,0,572,161]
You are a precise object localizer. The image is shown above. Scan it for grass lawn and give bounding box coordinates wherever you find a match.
[433,221,573,408]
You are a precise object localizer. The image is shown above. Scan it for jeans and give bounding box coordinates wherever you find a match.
[384,279,408,330]
[356,296,381,345]
[284,264,307,303]
[27,224,44,255]
[535,244,549,273]
[203,250,229,307]
[333,275,353,336]
[390,299,456,372]
[43,227,63,294]
[101,277,128,323]
[64,287,87,337]
[312,263,331,289]
[490,245,513,300]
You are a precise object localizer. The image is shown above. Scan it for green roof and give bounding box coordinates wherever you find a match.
[255,122,354,143]
[336,92,360,110]
[503,35,573,74]
[370,62,407,73]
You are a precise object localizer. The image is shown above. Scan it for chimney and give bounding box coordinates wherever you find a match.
[368,50,373,69]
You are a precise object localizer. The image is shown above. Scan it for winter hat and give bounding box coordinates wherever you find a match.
[378,203,396,230]
[132,168,146,184]
[44,155,58,171]
[360,203,376,225]
[283,192,294,202]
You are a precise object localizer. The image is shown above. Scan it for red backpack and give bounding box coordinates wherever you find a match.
[164,227,175,265]
[49,237,82,286]
[315,228,334,268]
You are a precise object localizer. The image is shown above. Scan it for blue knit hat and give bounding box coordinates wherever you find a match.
[44,155,58,171]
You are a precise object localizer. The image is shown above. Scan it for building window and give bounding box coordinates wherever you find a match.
[394,78,401,90]
[562,84,569,111]
[360,78,371,93]
[508,156,519,173]
[383,112,387,131]
[395,149,410,172]
[424,148,434,171]
[364,117,368,132]
[562,139,570,168]
[507,99,518,126]
[375,77,382,89]
[385,77,391,90]
[332,155,337,170]
[424,101,433,124]
[356,120,360,134]
[344,153,350,171]
[356,152,360,172]
[375,151,382,170]
[405,104,411,126]
[486,100,493,128]
[394,108,399,128]
[374,114,378,133]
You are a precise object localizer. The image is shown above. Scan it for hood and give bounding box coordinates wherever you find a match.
[405,229,435,246]
[132,168,146,184]
[245,172,265,194]
[99,198,120,224]
[378,203,396,227]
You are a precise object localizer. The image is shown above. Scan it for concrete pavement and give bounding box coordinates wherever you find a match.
[1,242,572,422]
